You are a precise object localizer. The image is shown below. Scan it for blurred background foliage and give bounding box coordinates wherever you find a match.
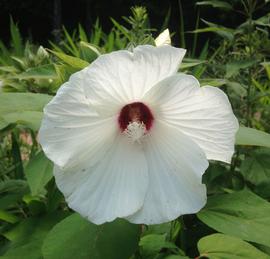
[0,0,270,258]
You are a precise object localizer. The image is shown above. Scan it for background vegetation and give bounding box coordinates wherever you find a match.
[0,0,270,258]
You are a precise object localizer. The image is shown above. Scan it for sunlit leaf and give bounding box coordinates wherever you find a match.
[198,190,270,246]
[236,126,270,148]
[0,93,52,130]
[48,49,89,69]
[198,234,269,259]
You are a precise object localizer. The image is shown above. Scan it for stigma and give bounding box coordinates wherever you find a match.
[118,102,154,143]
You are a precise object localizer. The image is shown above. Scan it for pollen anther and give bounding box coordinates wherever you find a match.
[124,121,147,144]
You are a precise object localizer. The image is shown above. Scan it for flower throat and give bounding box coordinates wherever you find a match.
[118,102,154,143]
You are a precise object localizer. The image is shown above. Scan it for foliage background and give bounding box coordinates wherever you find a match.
[0,0,270,258]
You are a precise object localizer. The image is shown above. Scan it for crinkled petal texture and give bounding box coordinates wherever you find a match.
[126,121,208,224]
[83,45,186,116]
[143,74,239,163]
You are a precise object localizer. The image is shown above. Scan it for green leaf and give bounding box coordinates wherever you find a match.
[0,209,19,223]
[0,93,52,130]
[11,64,57,79]
[25,151,53,196]
[236,126,270,148]
[198,234,269,259]
[42,213,140,259]
[2,212,68,259]
[0,93,51,114]
[226,81,247,97]
[164,256,189,259]
[196,1,233,10]
[200,78,227,87]
[48,50,89,69]
[0,116,9,129]
[0,180,28,194]
[2,111,45,131]
[226,59,257,78]
[197,190,270,247]
[180,60,206,70]
[0,194,24,210]
[139,234,180,257]
[10,17,23,56]
[240,148,270,185]
[189,20,234,41]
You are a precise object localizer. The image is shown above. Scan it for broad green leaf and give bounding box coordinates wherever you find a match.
[196,1,233,10]
[48,50,89,69]
[25,151,53,196]
[240,148,270,185]
[10,64,57,79]
[236,126,270,148]
[139,234,180,257]
[42,213,140,259]
[0,93,51,114]
[0,93,52,130]
[2,111,45,131]
[198,190,270,247]
[0,116,9,129]
[143,222,172,236]
[226,59,257,78]
[198,234,269,259]
[2,212,68,259]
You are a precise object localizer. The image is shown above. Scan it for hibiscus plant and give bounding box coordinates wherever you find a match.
[0,2,270,259]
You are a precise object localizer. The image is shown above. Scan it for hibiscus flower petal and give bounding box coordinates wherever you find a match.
[54,136,148,224]
[38,71,117,169]
[126,121,208,224]
[83,45,186,116]
[143,74,239,163]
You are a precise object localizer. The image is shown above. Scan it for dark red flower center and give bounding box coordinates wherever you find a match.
[118,102,154,131]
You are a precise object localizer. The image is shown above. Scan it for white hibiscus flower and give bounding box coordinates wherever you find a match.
[39,45,239,225]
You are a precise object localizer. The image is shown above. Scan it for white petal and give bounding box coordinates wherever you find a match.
[54,136,148,224]
[155,29,171,46]
[83,45,186,116]
[126,121,208,224]
[38,70,117,169]
[143,74,239,163]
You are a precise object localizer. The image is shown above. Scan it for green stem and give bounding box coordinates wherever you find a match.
[177,0,186,48]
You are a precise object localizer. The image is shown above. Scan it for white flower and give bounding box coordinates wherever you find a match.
[39,45,239,225]
[155,29,171,46]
